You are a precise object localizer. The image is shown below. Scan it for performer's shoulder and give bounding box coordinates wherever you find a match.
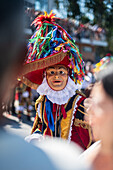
[76,90,86,98]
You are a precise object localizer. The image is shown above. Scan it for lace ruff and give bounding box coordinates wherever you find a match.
[36,77,79,105]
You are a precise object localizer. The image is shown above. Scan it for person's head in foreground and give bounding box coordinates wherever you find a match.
[85,63,113,169]
[0,0,26,124]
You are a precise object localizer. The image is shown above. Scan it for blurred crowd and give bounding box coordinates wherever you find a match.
[24,7,106,42]
[3,50,113,124]
[2,60,93,122]
[57,18,106,42]
[3,54,113,123]
[2,82,39,122]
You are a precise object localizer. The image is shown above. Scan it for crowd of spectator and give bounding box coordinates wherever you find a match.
[24,8,107,43]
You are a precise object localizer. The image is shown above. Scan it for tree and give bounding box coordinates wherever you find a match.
[85,0,113,53]
[54,0,113,54]
[54,0,81,19]
[67,0,80,19]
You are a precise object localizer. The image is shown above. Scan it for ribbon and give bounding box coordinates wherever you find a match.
[61,105,67,119]
[53,103,67,119]
[45,97,55,132]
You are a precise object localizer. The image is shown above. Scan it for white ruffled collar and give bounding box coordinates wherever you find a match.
[36,77,79,105]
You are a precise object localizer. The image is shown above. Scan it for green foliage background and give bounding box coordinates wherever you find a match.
[54,0,113,56]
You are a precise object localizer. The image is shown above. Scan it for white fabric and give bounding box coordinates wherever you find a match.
[36,77,78,105]
[25,133,45,143]
[68,96,82,142]
[0,130,90,170]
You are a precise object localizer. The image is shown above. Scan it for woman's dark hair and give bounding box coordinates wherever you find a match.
[96,62,113,98]
[84,83,94,98]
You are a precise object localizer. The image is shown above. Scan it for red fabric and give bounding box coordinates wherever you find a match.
[71,125,90,150]
[52,103,57,120]
[76,126,90,148]
[61,105,67,119]
[15,92,19,100]
[38,117,42,132]
[70,95,90,150]
[43,95,90,150]
[77,95,86,107]
[44,126,52,136]
[26,87,31,92]
[25,55,70,85]
[52,104,67,119]
[53,103,56,113]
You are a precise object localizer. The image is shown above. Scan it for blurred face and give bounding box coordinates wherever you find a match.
[46,65,68,91]
[85,82,113,142]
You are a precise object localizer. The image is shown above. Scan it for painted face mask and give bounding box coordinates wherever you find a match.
[46,65,68,91]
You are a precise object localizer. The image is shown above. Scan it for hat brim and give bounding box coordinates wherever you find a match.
[21,50,70,89]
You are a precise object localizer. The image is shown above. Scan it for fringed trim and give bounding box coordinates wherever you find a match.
[68,96,82,142]
[23,50,68,75]
[18,76,39,90]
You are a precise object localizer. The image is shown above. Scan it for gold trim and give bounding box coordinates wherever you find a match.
[31,112,38,134]
[31,96,45,134]
[64,97,71,109]
[43,98,53,136]
[35,95,44,111]
[61,95,79,140]
[40,102,43,121]
[74,119,89,129]
[80,104,86,110]
[43,98,47,135]
[22,51,68,75]
[43,98,47,128]
[87,125,92,148]
[34,128,41,133]
[74,118,92,148]
[19,76,39,90]
[76,90,86,97]
[77,109,88,116]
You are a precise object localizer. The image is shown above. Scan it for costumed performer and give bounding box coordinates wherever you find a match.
[20,11,92,150]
